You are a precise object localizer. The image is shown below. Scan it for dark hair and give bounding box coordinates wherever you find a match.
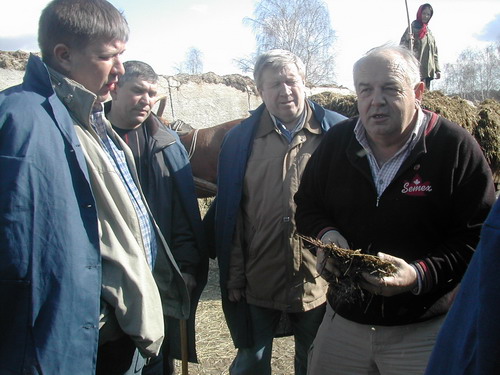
[118,61,159,86]
[38,0,129,64]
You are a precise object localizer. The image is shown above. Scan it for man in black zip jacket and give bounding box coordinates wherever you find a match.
[294,44,495,375]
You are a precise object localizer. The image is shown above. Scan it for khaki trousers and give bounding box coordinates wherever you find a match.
[307,304,445,375]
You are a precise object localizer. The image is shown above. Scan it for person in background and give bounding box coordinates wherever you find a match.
[106,60,208,375]
[206,49,346,375]
[0,1,189,374]
[424,197,500,374]
[294,44,495,375]
[400,3,441,89]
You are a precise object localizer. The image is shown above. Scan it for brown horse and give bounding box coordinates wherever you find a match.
[166,118,244,198]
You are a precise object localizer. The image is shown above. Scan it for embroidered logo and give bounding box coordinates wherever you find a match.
[401,174,432,196]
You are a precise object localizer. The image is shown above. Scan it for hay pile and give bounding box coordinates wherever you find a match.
[421,91,479,134]
[311,91,359,118]
[169,72,257,94]
[310,91,500,181]
[0,50,37,70]
[474,99,500,181]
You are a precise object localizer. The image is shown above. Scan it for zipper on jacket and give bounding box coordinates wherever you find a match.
[376,195,380,207]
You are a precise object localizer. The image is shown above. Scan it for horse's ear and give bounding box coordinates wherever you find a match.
[155,96,167,118]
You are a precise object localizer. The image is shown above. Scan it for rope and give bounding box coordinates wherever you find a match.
[187,128,199,160]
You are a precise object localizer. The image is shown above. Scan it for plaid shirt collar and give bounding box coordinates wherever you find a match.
[354,108,428,196]
[354,108,426,162]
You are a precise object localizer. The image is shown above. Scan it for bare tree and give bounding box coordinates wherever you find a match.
[176,47,204,74]
[234,54,257,75]
[480,43,500,99]
[436,42,500,101]
[242,0,337,86]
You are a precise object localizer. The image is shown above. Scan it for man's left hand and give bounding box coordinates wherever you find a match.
[360,252,417,297]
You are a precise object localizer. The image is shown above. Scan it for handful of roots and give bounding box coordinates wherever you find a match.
[300,235,397,303]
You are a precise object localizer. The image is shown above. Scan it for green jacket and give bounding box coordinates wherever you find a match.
[401,20,440,80]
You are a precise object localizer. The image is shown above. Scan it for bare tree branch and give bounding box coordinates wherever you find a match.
[178,47,204,75]
[436,41,500,101]
[243,0,337,86]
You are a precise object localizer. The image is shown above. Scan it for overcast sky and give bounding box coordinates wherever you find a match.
[1,0,499,90]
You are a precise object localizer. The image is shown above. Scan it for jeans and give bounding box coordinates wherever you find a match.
[142,349,175,375]
[229,303,326,375]
[123,350,146,375]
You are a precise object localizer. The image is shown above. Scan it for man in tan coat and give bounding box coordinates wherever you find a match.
[207,49,346,375]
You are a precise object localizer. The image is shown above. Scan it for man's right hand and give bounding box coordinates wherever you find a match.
[320,230,349,248]
[228,288,246,302]
[317,230,349,278]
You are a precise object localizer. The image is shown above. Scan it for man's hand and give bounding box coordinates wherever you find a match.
[228,288,246,302]
[360,252,418,297]
[182,273,197,296]
[320,230,349,248]
[316,230,349,278]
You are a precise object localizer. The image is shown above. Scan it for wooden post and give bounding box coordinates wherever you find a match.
[180,319,189,375]
[405,0,414,51]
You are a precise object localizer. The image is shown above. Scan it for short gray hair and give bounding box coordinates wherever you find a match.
[253,49,306,91]
[353,44,421,88]
[118,60,158,86]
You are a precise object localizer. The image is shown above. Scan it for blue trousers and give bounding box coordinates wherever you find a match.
[142,348,175,375]
[229,303,326,375]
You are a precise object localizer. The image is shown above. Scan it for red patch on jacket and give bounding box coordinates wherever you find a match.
[401,174,433,196]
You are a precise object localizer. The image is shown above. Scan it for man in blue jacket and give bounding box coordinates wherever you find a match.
[0,1,189,374]
[207,49,346,375]
[0,0,122,373]
[106,60,208,375]
[425,197,500,374]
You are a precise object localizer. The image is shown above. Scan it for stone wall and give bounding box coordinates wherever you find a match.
[154,74,262,128]
[0,53,353,129]
[152,73,352,128]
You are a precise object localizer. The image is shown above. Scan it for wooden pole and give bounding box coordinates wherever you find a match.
[405,0,414,51]
[180,319,189,375]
